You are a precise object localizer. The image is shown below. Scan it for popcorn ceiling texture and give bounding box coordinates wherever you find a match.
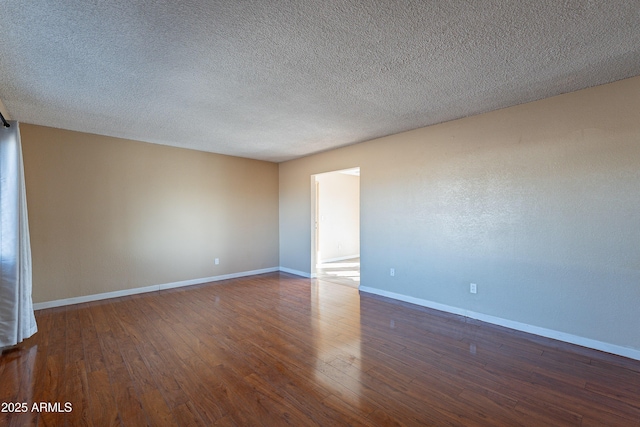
[1,1,639,162]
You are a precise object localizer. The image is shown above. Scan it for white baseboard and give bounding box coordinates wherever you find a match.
[278,267,312,278]
[319,254,360,264]
[33,267,279,310]
[359,286,640,361]
[158,267,278,290]
[33,284,160,310]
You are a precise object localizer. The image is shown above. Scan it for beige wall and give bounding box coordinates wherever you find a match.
[280,76,640,351]
[22,125,279,303]
[316,171,360,262]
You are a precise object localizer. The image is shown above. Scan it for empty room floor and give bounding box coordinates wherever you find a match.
[1,272,639,426]
[315,257,360,288]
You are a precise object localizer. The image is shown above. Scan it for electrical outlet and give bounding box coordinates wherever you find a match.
[470,283,477,294]
[215,258,220,265]
[390,268,395,277]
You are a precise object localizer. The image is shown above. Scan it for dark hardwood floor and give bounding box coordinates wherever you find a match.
[1,272,639,426]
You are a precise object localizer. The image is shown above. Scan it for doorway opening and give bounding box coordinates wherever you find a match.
[311,167,360,287]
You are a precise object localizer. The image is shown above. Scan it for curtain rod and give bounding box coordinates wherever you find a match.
[0,111,10,128]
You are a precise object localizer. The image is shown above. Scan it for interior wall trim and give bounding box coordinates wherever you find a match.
[278,266,312,278]
[359,286,640,362]
[33,267,280,310]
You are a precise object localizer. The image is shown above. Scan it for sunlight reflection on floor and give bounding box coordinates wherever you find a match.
[327,270,359,278]
[317,262,359,268]
[316,258,361,287]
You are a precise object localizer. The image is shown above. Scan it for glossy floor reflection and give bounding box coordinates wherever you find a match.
[311,279,362,399]
[1,272,639,426]
[316,257,360,288]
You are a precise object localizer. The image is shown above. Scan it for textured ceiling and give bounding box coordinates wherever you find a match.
[1,1,640,162]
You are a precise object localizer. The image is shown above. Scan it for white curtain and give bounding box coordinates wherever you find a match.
[0,121,37,348]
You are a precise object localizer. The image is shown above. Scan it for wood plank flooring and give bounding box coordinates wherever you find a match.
[1,272,639,426]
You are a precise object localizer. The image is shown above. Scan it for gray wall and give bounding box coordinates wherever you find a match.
[279,76,640,353]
